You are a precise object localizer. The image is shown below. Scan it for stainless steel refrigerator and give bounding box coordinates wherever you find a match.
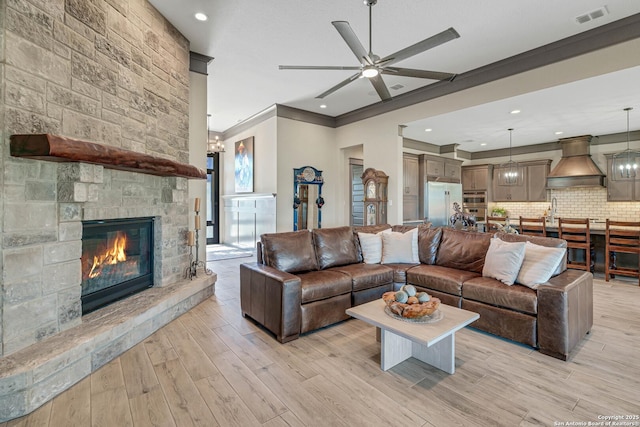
[424,181,463,227]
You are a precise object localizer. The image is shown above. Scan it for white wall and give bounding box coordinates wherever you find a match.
[276,117,338,231]
[188,71,208,261]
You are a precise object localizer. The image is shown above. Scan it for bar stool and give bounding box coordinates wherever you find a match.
[605,219,640,284]
[558,218,594,273]
[519,216,547,237]
[485,216,506,232]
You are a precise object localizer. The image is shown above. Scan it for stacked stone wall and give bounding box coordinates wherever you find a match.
[0,0,191,355]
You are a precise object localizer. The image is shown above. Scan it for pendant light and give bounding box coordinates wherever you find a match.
[497,128,524,186]
[206,114,225,154]
[611,107,638,181]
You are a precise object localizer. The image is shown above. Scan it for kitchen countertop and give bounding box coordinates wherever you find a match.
[479,219,608,234]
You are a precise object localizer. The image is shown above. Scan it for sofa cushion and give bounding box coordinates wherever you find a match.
[516,242,566,289]
[407,264,480,296]
[436,228,492,273]
[330,263,394,291]
[261,230,318,273]
[463,276,538,315]
[381,228,419,264]
[418,225,442,265]
[382,263,419,283]
[353,224,392,234]
[297,270,352,304]
[482,238,526,285]
[313,226,360,270]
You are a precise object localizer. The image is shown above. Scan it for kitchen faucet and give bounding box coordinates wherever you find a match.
[550,197,558,224]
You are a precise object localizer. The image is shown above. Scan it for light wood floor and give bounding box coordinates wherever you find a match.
[3,255,640,427]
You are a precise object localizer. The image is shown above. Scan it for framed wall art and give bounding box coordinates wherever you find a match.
[234,136,254,193]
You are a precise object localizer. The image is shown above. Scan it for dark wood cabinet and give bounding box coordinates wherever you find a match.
[491,160,550,202]
[462,165,491,191]
[606,155,636,201]
[403,154,420,221]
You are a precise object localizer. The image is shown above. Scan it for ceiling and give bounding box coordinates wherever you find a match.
[149,0,640,151]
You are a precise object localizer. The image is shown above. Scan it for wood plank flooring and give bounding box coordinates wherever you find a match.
[4,255,640,427]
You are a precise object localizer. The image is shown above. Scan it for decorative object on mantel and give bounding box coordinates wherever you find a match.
[234,136,254,193]
[10,134,206,179]
[206,114,225,153]
[185,197,213,279]
[610,107,639,181]
[496,128,524,186]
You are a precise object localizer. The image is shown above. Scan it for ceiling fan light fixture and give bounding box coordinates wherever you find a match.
[362,67,379,78]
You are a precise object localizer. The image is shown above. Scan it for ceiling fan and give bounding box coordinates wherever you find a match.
[279,0,460,102]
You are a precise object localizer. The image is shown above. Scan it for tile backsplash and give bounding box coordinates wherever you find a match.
[489,187,640,221]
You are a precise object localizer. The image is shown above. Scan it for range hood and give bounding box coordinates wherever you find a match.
[546,135,605,188]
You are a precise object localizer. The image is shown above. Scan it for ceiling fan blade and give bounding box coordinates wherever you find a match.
[279,65,362,71]
[316,72,362,99]
[332,21,373,65]
[382,67,456,81]
[369,74,392,102]
[378,27,460,67]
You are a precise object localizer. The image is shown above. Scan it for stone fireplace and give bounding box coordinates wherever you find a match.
[0,0,214,421]
[81,216,155,313]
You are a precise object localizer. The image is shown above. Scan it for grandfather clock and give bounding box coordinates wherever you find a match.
[361,167,388,225]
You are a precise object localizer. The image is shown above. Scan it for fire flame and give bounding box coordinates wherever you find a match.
[88,232,127,278]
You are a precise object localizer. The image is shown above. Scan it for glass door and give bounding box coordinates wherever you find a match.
[206,153,220,244]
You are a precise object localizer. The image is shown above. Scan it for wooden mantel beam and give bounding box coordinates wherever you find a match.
[10,134,206,179]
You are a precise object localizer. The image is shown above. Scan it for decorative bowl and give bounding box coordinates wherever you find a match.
[382,291,440,319]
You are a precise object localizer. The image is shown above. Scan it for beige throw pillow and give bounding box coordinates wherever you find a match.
[516,241,566,289]
[482,238,526,285]
[381,228,419,264]
[357,229,391,264]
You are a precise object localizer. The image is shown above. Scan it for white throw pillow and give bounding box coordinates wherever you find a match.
[482,238,526,285]
[357,230,388,264]
[516,241,566,289]
[381,228,419,264]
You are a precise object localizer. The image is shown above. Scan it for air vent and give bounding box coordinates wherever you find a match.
[390,84,404,91]
[575,6,609,24]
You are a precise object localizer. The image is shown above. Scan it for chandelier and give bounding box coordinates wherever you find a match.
[611,107,638,181]
[206,114,225,153]
[497,128,524,186]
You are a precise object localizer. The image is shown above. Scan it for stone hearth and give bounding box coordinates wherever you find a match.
[0,274,214,421]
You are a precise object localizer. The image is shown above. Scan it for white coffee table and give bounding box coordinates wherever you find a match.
[346,299,479,374]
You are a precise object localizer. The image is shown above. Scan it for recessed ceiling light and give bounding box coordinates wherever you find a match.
[480,143,487,146]
[510,109,521,115]
[195,12,208,21]
[555,131,564,135]
[424,128,432,132]
[320,104,327,109]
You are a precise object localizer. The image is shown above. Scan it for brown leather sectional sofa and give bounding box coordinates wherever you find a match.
[240,224,593,360]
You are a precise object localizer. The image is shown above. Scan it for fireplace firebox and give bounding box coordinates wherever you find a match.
[81,217,154,314]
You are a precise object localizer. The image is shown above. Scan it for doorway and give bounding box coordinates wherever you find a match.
[206,153,220,244]
[350,158,364,226]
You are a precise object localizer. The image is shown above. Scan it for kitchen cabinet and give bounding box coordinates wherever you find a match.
[462,165,491,191]
[491,160,551,202]
[606,155,635,201]
[403,154,420,221]
[527,161,551,201]
[422,154,462,182]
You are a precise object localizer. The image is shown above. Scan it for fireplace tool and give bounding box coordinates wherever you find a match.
[185,198,213,279]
